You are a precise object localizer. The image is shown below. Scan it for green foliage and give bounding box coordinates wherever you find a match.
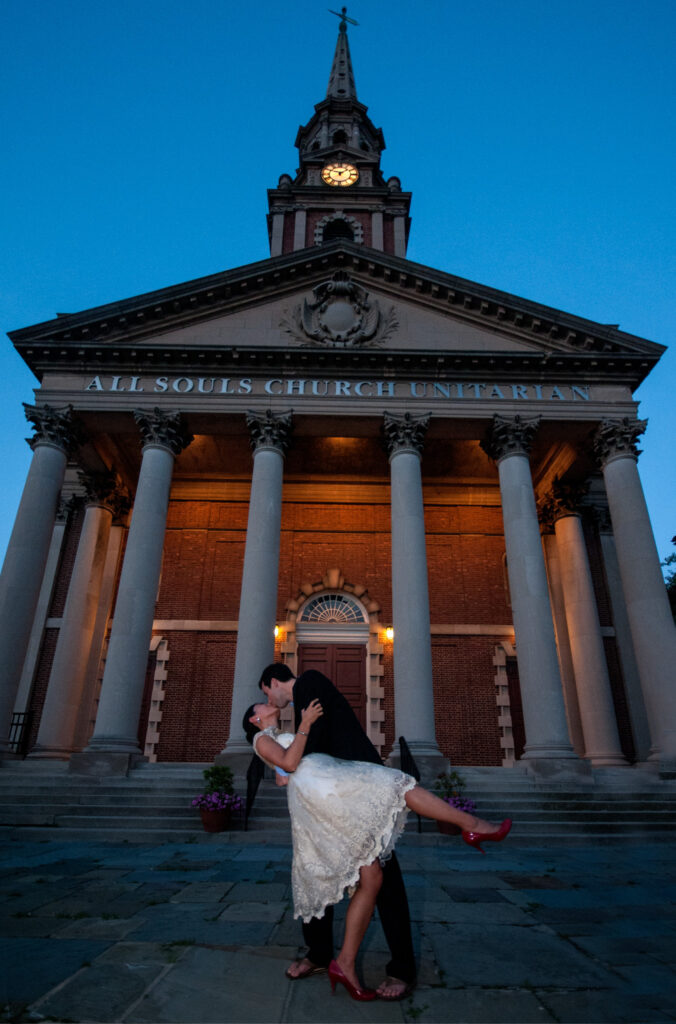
[202,764,234,795]
[432,769,467,799]
[661,536,676,623]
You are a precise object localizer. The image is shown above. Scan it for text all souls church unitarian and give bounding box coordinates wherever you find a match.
[2,15,675,779]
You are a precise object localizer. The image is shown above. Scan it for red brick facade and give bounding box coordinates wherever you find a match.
[27,457,635,765]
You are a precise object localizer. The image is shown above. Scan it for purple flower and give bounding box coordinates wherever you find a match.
[191,791,244,812]
[443,795,476,814]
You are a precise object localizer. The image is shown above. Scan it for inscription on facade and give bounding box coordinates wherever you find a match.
[83,376,591,402]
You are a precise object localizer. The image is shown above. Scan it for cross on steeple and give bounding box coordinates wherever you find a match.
[328,7,359,32]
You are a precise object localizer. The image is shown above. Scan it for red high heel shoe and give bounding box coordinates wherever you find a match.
[461,818,512,854]
[328,959,376,1001]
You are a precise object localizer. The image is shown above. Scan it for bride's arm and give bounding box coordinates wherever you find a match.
[256,700,323,772]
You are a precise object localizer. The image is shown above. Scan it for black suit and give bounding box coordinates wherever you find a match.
[293,669,416,983]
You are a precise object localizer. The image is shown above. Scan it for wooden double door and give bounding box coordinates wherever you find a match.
[297,643,367,729]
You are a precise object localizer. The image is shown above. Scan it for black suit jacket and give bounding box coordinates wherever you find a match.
[293,670,382,765]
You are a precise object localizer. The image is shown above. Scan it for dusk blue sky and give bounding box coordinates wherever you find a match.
[2,0,674,564]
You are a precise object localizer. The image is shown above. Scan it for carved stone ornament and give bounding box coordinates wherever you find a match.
[590,503,613,535]
[538,479,588,530]
[77,468,131,519]
[246,409,293,454]
[24,403,83,455]
[592,417,647,467]
[382,411,430,457]
[133,408,193,456]
[480,414,541,463]
[281,271,398,348]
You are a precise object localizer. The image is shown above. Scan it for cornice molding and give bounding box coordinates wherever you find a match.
[10,244,664,388]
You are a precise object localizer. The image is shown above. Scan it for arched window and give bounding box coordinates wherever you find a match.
[298,593,366,624]
[332,129,348,144]
[323,219,354,242]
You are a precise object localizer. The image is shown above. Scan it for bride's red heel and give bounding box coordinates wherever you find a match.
[328,959,376,1001]
[461,818,512,854]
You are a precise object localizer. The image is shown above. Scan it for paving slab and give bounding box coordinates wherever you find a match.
[2,836,676,1023]
[541,989,674,1023]
[130,946,288,1023]
[34,958,167,1023]
[0,935,112,1003]
[399,986,556,1023]
[427,922,619,989]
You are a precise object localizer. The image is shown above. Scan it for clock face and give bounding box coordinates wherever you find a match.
[322,162,359,187]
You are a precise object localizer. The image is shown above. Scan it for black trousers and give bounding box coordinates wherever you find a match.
[301,851,416,984]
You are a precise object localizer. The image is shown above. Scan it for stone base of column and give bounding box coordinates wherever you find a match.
[69,751,147,776]
[387,741,448,785]
[214,751,253,777]
[522,757,593,783]
[28,744,73,761]
[585,750,629,767]
[637,757,676,780]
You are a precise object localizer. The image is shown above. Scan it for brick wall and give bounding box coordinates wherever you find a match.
[155,631,236,762]
[432,636,503,765]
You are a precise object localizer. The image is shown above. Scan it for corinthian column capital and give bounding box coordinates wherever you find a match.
[382,411,430,459]
[592,417,647,467]
[480,414,541,463]
[538,479,588,531]
[245,409,294,454]
[77,469,131,519]
[133,408,193,456]
[23,403,83,455]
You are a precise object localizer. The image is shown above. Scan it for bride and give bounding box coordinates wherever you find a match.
[244,699,511,1001]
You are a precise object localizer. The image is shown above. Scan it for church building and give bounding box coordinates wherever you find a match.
[2,14,675,778]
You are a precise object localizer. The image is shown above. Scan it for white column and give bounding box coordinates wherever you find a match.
[79,411,192,767]
[482,415,577,764]
[31,473,129,759]
[0,404,80,758]
[270,212,285,257]
[384,412,444,767]
[371,210,384,250]
[542,532,584,755]
[13,511,68,717]
[541,485,626,765]
[594,418,676,765]
[596,511,651,760]
[393,215,407,257]
[293,209,307,251]
[222,410,293,759]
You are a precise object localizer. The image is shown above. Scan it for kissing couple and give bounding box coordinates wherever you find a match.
[244,662,511,1001]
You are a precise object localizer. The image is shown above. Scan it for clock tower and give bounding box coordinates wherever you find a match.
[267,9,412,258]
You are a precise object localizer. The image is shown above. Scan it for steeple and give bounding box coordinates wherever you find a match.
[266,13,412,258]
[326,10,357,101]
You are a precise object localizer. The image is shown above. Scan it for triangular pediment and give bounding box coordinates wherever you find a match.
[10,241,664,388]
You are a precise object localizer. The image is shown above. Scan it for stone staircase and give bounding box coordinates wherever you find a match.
[1,760,676,844]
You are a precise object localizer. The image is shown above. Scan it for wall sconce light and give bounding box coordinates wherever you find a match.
[274,625,279,639]
[385,626,394,641]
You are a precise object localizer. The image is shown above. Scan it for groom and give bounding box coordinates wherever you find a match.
[258,661,416,1001]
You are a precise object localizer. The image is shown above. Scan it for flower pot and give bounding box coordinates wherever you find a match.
[437,821,462,836]
[200,808,232,833]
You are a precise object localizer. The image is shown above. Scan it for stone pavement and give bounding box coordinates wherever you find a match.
[1,832,675,1024]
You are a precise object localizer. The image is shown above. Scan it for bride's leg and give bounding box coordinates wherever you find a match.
[335,860,382,989]
[405,785,499,834]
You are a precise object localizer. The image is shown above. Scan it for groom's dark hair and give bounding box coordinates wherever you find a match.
[259,662,294,690]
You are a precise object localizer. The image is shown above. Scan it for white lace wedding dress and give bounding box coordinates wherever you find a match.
[253,728,416,922]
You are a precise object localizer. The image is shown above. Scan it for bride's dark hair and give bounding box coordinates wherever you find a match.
[242,703,259,746]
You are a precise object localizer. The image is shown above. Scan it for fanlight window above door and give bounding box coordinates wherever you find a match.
[298,593,366,624]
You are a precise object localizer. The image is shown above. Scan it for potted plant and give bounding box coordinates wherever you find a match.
[191,765,244,832]
[433,769,476,835]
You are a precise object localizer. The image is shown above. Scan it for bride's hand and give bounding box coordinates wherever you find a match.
[300,699,323,731]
